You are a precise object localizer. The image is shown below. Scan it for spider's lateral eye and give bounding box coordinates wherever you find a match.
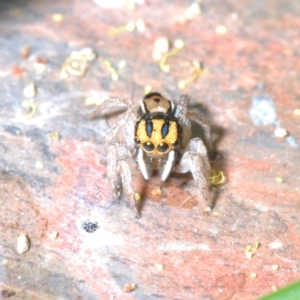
[157,142,169,153]
[172,140,179,147]
[134,137,141,144]
[143,141,155,152]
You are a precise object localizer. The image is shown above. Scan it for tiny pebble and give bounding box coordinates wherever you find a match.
[151,187,161,197]
[34,61,47,73]
[178,80,186,90]
[48,132,60,140]
[23,83,36,98]
[144,85,152,94]
[274,127,288,138]
[49,231,59,239]
[154,37,170,53]
[174,39,184,49]
[125,22,135,31]
[118,60,127,68]
[215,25,227,35]
[80,48,97,61]
[184,2,201,20]
[134,193,141,201]
[17,233,30,254]
[20,46,31,59]
[52,13,64,22]
[203,207,211,213]
[37,120,46,128]
[85,96,105,106]
[294,108,300,116]
[35,161,44,169]
[112,73,119,81]
[123,283,137,293]
[136,18,146,32]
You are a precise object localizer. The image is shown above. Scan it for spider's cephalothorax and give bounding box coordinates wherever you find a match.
[92,92,213,217]
[134,93,181,181]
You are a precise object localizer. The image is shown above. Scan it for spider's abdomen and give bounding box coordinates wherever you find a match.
[135,115,180,157]
[141,92,174,114]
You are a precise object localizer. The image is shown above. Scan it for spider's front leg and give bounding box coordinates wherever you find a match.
[106,144,122,200]
[106,143,140,218]
[89,97,134,120]
[176,95,213,153]
[174,137,212,208]
[187,111,213,153]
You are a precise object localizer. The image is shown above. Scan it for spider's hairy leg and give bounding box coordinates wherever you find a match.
[89,97,136,119]
[124,111,139,150]
[186,111,213,153]
[104,109,138,149]
[176,95,213,153]
[177,95,190,115]
[175,138,212,208]
[106,144,122,200]
[176,95,193,146]
[106,143,140,218]
[119,160,140,218]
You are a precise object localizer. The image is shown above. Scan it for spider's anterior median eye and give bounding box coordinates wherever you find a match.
[143,141,155,152]
[157,142,169,153]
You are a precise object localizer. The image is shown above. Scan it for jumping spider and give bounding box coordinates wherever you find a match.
[93,92,213,218]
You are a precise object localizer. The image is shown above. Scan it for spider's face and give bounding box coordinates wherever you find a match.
[135,92,180,158]
[135,115,180,157]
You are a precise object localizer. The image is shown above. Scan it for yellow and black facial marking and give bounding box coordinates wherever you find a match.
[135,115,180,157]
[142,92,173,114]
